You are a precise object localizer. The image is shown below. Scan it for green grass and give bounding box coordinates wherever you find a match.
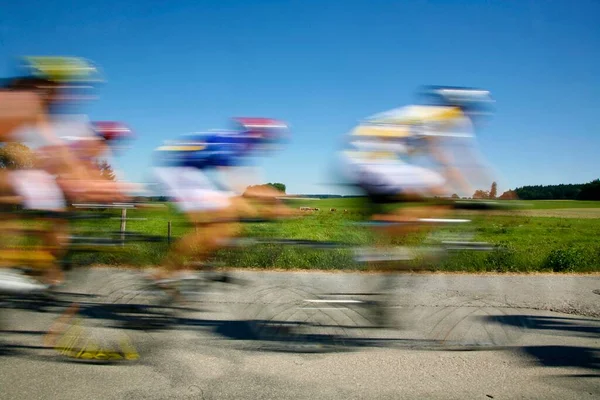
[19,199,599,272]
[510,200,600,209]
[284,197,368,210]
[287,198,600,210]
[436,215,600,273]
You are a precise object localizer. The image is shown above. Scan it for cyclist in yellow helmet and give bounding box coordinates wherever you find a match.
[0,56,127,287]
[0,57,110,199]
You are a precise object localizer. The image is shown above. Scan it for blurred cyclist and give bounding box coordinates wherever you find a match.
[0,56,126,286]
[339,86,495,240]
[152,117,292,281]
[0,57,103,195]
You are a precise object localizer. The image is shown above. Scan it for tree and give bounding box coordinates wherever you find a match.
[499,189,518,200]
[577,179,600,200]
[0,143,34,170]
[268,182,286,193]
[490,182,497,199]
[514,183,583,200]
[451,193,460,199]
[245,182,286,196]
[96,159,116,181]
[472,189,490,199]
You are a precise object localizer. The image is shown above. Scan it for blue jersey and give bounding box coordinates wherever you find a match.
[155,131,257,169]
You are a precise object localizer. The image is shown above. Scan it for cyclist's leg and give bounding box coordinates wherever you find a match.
[0,170,23,245]
[164,211,241,273]
[41,216,70,276]
[229,195,260,219]
[153,166,239,280]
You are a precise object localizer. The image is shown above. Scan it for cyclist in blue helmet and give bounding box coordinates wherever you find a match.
[152,117,292,280]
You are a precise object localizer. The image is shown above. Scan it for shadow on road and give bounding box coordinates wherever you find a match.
[483,314,600,339]
[3,289,600,362]
[1,295,444,359]
[479,314,600,371]
[520,345,600,370]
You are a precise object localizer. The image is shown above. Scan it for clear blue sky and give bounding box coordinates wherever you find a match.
[2,0,599,194]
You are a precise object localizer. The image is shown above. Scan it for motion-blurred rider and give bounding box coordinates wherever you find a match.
[152,117,293,281]
[338,86,495,246]
[0,56,129,286]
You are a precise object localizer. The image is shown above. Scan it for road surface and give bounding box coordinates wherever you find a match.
[1,269,599,399]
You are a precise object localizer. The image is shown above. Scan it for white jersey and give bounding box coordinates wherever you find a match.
[12,113,95,150]
[339,105,477,195]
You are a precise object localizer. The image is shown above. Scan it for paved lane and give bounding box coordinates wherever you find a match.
[1,270,598,399]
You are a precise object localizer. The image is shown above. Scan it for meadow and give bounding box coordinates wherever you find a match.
[59,198,600,273]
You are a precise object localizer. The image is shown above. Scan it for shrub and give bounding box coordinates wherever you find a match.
[543,247,585,272]
[485,242,517,272]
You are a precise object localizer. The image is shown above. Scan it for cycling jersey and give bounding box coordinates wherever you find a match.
[339,105,473,199]
[344,105,471,163]
[153,118,287,212]
[153,131,256,212]
[155,131,259,169]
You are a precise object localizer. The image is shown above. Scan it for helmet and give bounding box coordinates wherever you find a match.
[8,56,104,103]
[232,117,290,146]
[91,121,134,147]
[20,56,103,84]
[417,86,494,116]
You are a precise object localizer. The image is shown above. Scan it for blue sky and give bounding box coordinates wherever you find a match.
[2,0,599,194]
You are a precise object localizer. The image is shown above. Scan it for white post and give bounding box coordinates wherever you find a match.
[120,208,127,246]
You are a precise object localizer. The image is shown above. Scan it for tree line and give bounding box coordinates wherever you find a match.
[512,181,600,200]
[466,180,600,201]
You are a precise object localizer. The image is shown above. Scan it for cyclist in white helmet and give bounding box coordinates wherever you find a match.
[339,86,495,239]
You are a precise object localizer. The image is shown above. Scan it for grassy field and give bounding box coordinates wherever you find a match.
[520,200,600,209]
[52,198,600,273]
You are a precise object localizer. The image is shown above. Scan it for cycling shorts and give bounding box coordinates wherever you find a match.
[153,166,233,212]
[8,170,66,211]
[339,153,446,197]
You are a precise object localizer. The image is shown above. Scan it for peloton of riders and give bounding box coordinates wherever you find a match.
[0,54,496,288]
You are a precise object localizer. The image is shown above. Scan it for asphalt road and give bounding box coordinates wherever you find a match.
[1,269,599,399]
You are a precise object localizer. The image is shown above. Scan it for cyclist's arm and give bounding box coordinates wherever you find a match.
[446,116,496,189]
[35,112,93,181]
[426,136,473,195]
